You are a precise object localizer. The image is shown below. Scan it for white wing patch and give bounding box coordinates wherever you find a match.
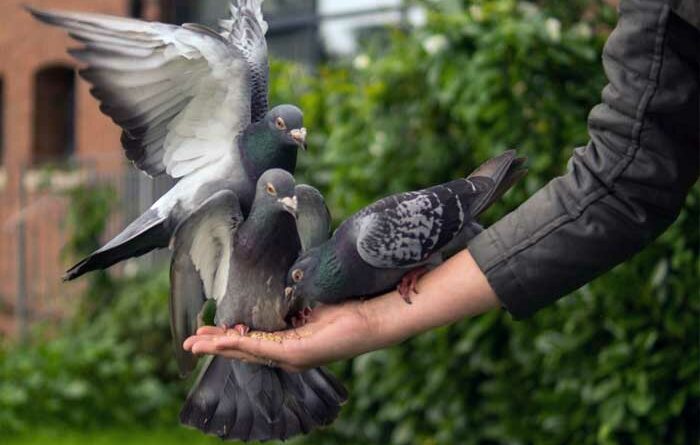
[189,211,234,303]
[30,8,254,180]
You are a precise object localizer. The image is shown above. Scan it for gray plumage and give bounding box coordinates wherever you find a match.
[28,2,308,281]
[286,150,527,304]
[169,169,346,442]
[295,184,333,252]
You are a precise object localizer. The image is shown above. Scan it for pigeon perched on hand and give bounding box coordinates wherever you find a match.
[285,150,527,305]
[169,169,346,442]
[28,1,308,281]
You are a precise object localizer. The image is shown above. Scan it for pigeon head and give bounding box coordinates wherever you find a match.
[255,168,298,216]
[285,243,345,304]
[285,250,321,302]
[265,105,307,151]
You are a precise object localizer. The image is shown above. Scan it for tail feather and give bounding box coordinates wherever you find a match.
[63,209,170,281]
[468,149,527,218]
[180,357,347,442]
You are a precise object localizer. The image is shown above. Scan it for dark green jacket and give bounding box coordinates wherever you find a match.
[469,0,699,318]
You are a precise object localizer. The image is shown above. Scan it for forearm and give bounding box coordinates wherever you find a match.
[469,0,699,318]
[366,250,500,347]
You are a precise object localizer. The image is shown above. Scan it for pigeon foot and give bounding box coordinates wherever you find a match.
[291,307,313,328]
[397,267,429,304]
[232,324,250,336]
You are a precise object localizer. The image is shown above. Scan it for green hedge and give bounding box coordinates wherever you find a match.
[1,1,697,443]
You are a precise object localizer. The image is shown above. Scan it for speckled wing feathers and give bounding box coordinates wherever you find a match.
[356,179,487,268]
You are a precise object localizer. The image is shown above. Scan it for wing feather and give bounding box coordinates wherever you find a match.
[169,190,243,375]
[29,6,255,179]
[356,180,486,268]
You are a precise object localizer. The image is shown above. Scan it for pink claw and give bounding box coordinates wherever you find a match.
[397,267,429,304]
[291,307,313,328]
[232,324,250,336]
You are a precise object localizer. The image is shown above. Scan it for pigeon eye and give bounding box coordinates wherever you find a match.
[266,183,277,195]
[275,117,287,130]
[291,269,304,283]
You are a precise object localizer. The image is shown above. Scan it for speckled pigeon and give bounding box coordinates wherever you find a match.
[169,169,345,442]
[29,1,308,281]
[285,150,527,305]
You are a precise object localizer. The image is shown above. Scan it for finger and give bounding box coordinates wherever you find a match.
[190,338,279,365]
[196,326,226,335]
[183,334,223,350]
[224,335,298,364]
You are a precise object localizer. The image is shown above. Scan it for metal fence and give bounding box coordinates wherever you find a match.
[0,162,173,340]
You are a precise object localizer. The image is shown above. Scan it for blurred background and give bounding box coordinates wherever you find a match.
[0,1,697,444]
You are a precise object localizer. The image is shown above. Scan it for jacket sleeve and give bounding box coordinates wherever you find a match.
[468,0,699,319]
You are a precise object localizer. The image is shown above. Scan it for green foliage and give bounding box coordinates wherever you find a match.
[3,1,697,443]
[0,269,187,433]
[62,182,119,310]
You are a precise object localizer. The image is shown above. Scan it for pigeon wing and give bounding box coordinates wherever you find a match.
[295,184,332,252]
[29,7,255,179]
[220,0,269,122]
[169,190,243,376]
[356,179,487,269]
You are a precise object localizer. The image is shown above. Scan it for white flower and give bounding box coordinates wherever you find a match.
[353,54,370,70]
[422,34,448,55]
[545,17,561,42]
[572,22,593,40]
[369,132,387,157]
[469,5,484,22]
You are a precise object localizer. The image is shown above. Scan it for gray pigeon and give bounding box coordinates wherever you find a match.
[28,1,308,281]
[285,150,527,305]
[169,169,346,442]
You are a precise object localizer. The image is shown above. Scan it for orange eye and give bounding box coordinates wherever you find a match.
[266,183,277,195]
[275,117,286,130]
[291,269,304,283]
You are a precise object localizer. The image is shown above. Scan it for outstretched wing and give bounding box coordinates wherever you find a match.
[295,184,332,252]
[169,190,243,376]
[356,179,488,269]
[29,7,256,179]
[220,0,269,122]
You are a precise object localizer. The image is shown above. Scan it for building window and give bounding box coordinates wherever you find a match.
[130,0,143,18]
[33,65,75,166]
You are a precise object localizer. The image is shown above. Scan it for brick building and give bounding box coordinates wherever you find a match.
[0,0,168,336]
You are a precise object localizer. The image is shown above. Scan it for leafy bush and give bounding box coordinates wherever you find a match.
[3,1,697,444]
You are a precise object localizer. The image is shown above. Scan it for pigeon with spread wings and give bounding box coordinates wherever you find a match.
[28,1,308,281]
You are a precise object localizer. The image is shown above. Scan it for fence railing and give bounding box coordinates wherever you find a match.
[0,162,174,340]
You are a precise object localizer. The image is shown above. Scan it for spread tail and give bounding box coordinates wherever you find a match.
[63,209,170,281]
[180,357,347,442]
[467,150,527,218]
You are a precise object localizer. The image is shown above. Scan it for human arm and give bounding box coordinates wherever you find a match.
[468,0,699,318]
[183,250,499,372]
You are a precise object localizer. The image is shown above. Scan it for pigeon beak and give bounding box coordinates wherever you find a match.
[279,196,298,216]
[290,128,307,151]
[284,286,294,301]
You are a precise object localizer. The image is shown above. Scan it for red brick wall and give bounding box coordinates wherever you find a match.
[0,0,163,335]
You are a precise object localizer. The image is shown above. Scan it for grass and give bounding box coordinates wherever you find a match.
[5,428,222,445]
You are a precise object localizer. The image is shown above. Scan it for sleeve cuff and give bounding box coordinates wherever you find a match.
[468,228,536,320]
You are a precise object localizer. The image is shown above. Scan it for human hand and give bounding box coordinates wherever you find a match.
[183,300,382,372]
[183,250,501,373]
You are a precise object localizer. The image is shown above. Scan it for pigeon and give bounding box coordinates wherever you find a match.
[28,1,309,281]
[169,169,346,441]
[285,150,527,305]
